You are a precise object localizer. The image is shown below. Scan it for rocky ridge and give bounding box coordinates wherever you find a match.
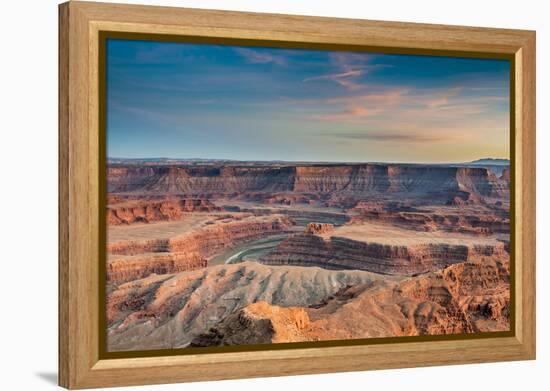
[191,257,510,346]
[107,262,392,351]
[261,227,508,276]
[107,215,294,283]
[348,202,509,235]
[107,198,219,225]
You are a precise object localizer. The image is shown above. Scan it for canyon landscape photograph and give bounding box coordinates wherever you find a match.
[105,39,511,352]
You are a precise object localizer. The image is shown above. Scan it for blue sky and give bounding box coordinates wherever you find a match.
[107,39,510,163]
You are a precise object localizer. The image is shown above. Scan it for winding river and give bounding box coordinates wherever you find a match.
[208,234,290,266]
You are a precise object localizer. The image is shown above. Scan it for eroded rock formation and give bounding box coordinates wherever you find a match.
[108,253,207,284]
[107,215,294,283]
[107,163,509,201]
[107,198,219,225]
[108,215,293,256]
[191,257,510,346]
[191,302,311,346]
[107,262,391,351]
[348,203,509,235]
[261,230,508,276]
[304,222,334,235]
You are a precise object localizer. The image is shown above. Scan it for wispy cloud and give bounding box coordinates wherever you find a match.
[303,52,390,91]
[309,89,408,121]
[233,47,287,66]
[303,69,363,83]
[304,69,367,91]
[301,85,507,125]
[324,131,448,143]
[315,107,384,122]
[424,86,463,108]
[330,52,370,72]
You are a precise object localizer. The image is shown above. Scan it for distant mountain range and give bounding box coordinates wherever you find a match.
[466,158,510,166]
[108,157,229,163]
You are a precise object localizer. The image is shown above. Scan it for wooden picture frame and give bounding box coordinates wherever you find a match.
[59,1,536,389]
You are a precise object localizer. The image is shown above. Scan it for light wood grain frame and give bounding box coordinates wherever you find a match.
[59,1,536,389]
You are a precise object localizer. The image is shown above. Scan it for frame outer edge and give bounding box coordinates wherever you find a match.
[59,2,71,388]
[521,31,536,358]
[60,2,97,389]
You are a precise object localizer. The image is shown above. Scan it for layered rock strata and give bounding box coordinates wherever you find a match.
[108,164,509,201]
[191,257,510,346]
[107,198,219,225]
[107,215,293,283]
[108,253,207,284]
[261,232,508,276]
[348,204,509,235]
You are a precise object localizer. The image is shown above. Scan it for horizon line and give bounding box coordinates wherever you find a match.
[107,156,511,165]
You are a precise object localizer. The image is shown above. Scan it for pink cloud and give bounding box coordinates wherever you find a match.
[338,89,407,105]
[316,107,385,122]
[311,89,408,121]
[292,83,502,130]
[324,131,449,143]
[424,86,464,108]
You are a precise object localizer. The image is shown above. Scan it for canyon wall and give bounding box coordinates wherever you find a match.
[348,204,510,235]
[107,198,219,225]
[108,253,207,284]
[107,215,294,283]
[108,215,293,256]
[261,232,508,276]
[108,164,509,200]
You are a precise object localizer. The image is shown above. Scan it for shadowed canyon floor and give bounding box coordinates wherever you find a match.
[106,160,511,351]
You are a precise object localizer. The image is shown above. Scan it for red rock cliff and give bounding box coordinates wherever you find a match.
[107,198,219,225]
[107,215,294,283]
[261,233,508,276]
[107,163,509,200]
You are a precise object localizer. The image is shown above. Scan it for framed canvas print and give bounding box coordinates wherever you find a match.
[59,1,536,389]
